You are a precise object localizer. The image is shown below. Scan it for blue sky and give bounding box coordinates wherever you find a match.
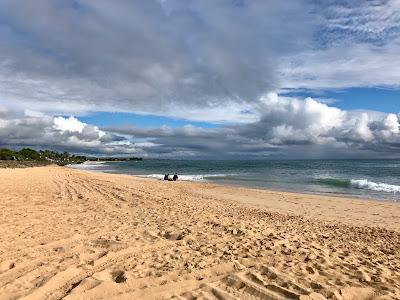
[1,1,400,158]
[284,88,400,112]
[327,88,400,112]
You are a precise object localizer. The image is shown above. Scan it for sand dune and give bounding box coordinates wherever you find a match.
[0,166,399,299]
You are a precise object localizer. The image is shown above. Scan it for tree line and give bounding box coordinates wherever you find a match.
[0,148,87,164]
[0,148,143,164]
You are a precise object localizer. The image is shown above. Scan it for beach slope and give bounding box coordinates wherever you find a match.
[0,166,399,299]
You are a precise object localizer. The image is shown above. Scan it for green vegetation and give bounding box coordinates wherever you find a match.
[0,148,87,165]
[0,148,143,167]
[19,148,41,160]
[0,148,16,160]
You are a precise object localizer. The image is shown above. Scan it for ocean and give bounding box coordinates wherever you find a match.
[69,159,400,201]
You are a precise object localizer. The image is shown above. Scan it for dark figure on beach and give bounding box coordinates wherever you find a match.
[173,173,178,181]
[164,174,169,181]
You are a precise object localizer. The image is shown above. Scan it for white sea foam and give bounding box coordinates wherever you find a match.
[145,174,231,181]
[351,179,400,194]
[67,161,107,169]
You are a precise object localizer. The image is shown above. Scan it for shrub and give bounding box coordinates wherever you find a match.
[18,148,41,160]
[0,148,17,160]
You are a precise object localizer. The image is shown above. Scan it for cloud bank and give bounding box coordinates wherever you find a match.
[0,0,314,121]
[2,94,398,158]
[106,94,400,158]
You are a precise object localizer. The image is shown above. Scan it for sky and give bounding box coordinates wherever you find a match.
[1,0,400,158]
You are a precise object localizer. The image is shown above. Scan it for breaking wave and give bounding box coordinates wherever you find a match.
[316,177,400,194]
[350,179,400,194]
[68,161,107,170]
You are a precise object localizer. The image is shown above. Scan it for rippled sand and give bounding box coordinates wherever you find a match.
[0,166,399,299]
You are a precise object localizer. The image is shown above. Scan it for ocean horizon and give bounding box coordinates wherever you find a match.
[70,159,400,202]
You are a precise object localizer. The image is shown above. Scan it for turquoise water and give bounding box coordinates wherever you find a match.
[70,159,400,201]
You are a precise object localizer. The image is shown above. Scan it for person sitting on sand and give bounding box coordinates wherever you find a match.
[164,174,169,181]
[168,174,173,181]
[173,173,178,181]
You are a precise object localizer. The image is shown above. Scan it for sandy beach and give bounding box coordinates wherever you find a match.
[0,166,399,300]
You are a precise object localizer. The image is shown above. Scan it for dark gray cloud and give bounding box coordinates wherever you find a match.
[1,0,399,113]
[0,0,314,120]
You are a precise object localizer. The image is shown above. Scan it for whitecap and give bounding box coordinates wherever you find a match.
[67,161,108,170]
[350,179,400,194]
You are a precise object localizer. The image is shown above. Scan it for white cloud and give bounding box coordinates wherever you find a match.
[352,113,374,142]
[0,112,140,155]
[104,93,400,158]
[53,116,85,133]
[321,0,400,42]
[279,0,400,90]
[279,39,400,90]
[255,93,346,144]
[383,113,400,134]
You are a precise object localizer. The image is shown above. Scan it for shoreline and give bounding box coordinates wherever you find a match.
[69,166,400,231]
[1,166,399,299]
[69,163,394,204]
[141,173,392,203]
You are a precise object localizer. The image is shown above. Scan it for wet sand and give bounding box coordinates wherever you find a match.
[0,166,399,299]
